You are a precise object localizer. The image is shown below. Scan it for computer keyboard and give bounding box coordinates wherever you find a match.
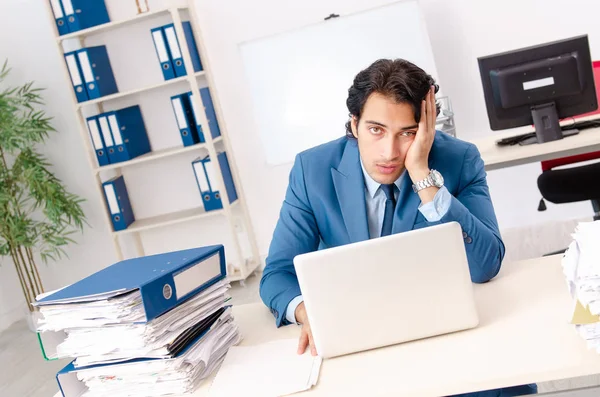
[496,118,600,146]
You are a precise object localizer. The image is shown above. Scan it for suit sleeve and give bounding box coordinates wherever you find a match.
[438,144,505,283]
[260,154,320,327]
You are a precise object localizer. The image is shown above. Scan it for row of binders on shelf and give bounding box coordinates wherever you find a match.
[152,22,204,80]
[86,88,221,167]
[50,0,110,36]
[87,106,151,166]
[34,245,241,397]
[102,151,237,231]
[63,22,202,103]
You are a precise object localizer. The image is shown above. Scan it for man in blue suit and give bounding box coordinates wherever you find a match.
[260,59,536,397]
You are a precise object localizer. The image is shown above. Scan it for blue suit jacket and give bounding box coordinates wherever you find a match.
[261,131,505,324]
[260,132,537,397]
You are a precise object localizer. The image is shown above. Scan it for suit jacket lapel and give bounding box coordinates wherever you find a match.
[331,140,369,243]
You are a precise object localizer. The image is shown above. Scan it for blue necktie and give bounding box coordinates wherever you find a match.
[380,184,397,237]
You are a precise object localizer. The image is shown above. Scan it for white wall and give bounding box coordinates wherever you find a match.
[1,0,598,330]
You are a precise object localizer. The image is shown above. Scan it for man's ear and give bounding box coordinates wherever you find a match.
[351,116,359,139]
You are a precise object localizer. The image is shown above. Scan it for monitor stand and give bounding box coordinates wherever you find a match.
[531,102,563,143]
[518,128,579,146]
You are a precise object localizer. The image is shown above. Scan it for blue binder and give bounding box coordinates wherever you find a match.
[64,51,88,103]
[187,88,221,143]
[105,106,151,163]
[61,0,110,33]
[76,46,118,100]
[101,176,134,231]
[163,22,203,77]
[96,114,117,164]
[49,0,69,36]
[85,116,109,167]
[151,26,175,81]
[192,152,238,212]
[171,93,202,146]
[36,245,226,321]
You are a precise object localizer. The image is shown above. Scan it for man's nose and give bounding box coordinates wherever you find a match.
[381,135,400,160]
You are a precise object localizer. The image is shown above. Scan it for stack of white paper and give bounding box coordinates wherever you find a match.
[37,280,241,396]
[562,221,600,350]
[42,281,232,367]
[77,308,241,397]
[208,338,322,397]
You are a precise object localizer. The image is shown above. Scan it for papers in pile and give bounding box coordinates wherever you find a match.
[34,245,242,397]
[562,221,600,350]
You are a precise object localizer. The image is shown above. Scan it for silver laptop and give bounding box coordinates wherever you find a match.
[293,222,479,358]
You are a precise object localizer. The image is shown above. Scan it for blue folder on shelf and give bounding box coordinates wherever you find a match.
[192,152,237,212]
[85,116,109,166]
[105,106,151,162]
[64,51,88,103]
[49,0,69,36]
[36,245,226,320]
[163,22,203,77]
[101,175,134,231]
[60,0,110,33]
[151,26,175,81]
[171,93,202,146]
[96,114,117,163]
[188,87,221,142]
[76,46,118,100]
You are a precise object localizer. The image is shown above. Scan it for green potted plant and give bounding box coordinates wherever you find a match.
[0,61,86,323]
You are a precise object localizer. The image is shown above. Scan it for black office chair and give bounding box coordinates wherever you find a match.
[537,152,600,256]
[537,153,600,222]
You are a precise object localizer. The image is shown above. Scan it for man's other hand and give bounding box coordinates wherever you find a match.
[295,302,317,356]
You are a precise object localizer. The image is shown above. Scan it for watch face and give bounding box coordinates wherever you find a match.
[431,170,444,187]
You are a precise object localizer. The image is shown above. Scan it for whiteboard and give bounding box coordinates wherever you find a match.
[239,0,439,165]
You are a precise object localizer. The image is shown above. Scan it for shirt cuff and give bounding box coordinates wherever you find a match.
[418,186,451,222]
[285,295,304,324]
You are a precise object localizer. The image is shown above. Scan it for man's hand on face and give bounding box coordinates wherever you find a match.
[295,302,317,356]
[405,86,437,182]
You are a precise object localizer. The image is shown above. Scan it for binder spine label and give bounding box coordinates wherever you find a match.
[103,184,120,215]
[173,252,221,300]
[108,115,123,145]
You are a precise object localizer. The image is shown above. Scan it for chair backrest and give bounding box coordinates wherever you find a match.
[541,61,600,171]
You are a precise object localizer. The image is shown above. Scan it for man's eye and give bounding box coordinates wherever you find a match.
[369,127,383,135]
[401,131,417,137]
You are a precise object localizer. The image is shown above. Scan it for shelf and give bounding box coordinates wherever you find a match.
[93,137,222,173]
[228,260,261,282]
[115,200,239,235]
[57,7,187,42]
[77,71,206,109]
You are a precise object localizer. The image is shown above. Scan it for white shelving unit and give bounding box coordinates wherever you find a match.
[43,1,261,283]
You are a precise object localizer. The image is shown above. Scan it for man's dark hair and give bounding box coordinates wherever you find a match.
[345,58,440,139]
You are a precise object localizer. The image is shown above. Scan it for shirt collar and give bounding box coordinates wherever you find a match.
[360,158,404,199]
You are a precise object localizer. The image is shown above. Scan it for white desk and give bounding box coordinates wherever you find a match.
[469,115,600,171]
[191,255,600,397]
[52,256,600,397]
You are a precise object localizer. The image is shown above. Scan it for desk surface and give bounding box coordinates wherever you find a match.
[52,256,600,397]
[470,116,600,171]
[193,255,600,397]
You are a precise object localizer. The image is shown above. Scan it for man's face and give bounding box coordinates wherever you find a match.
[351,93,418,185]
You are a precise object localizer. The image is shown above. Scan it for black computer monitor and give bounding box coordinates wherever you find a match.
[478,35,597,143]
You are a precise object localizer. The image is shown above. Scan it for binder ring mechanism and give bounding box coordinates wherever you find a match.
[163,284,173,300]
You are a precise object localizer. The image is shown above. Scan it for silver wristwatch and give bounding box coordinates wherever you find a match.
[412,169,444,193]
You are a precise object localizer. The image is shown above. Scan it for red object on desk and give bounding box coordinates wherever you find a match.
[541,61,600,171]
